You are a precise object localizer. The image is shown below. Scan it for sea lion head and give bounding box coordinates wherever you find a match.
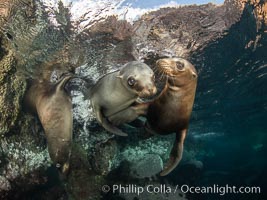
[156,57,197,87]
[118,61,157,98]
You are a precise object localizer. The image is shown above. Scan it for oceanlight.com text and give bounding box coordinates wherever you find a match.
[180,184,261,195]
[101,184,261,196]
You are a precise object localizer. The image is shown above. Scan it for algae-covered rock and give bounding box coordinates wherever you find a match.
[66,144,107,200]
[91,139,119,176]
[0,131,52,199]
[0,18,52,199]
[129,154,163,179]
[0,36,26,136]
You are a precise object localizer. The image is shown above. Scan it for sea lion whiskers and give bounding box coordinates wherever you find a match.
[152,65,160,73]
[159,72,165,81]
[151,64,166,82]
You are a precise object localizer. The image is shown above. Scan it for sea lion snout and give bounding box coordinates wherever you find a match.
[142,84,157,97]
[125,78,157,98]
[136,80,157,98]
[138,68,157,97]
[149,85,157,95]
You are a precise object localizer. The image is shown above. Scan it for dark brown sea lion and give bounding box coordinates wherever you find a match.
[89,61,157,137]
[24,74,74,174]
[145,57,198,176]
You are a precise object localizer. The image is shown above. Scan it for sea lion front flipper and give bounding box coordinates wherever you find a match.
[56,73,74,92]
[95,106,128,137]
[108,103,149,126]
[160,129,187,176]
[136,98,155,104]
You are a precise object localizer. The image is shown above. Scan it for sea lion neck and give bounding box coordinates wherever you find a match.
[166,76,186,88]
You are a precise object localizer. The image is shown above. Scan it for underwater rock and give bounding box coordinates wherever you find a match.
[119,136,172,164]
[0,176,11,192]
[77,15,136,70]
[67,170,106,200]
[0,176,10,199]
[230,0,267,28]
[86,15,133,42]
[0,32,52,197]
[129,154,163,179]
[91,139,118,176]
[1,0,83,80]
[0,36,26,135]
[0,136,51,198]
[111,135,173,179]
[132,3,237,60]
[66,144,107,200]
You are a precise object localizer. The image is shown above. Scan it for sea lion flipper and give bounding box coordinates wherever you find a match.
[56,74,74,92]
[102,118,128,137]
[95,107,128,137]
[160,129,187,176]
[136,98,155,104]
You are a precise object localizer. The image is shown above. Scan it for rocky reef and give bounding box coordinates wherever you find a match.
[0,0,267,199]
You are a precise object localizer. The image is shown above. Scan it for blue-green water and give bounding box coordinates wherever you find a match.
[172,12,267,199]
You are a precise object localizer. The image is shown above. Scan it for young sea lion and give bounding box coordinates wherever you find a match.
[24,74,74,174]
[145,57,198,176]
[89,61,157,137]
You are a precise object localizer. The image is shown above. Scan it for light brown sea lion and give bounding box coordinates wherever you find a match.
[145,57,198,176]
[88,61,157,137]
[24,74,74,174]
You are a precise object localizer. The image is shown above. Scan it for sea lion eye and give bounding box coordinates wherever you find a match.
[176,62,185,71]
[127,77,136,86]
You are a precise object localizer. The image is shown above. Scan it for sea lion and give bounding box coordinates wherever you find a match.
[24,74,74,174]
[89,61,157,136]
[145,57,198,176]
